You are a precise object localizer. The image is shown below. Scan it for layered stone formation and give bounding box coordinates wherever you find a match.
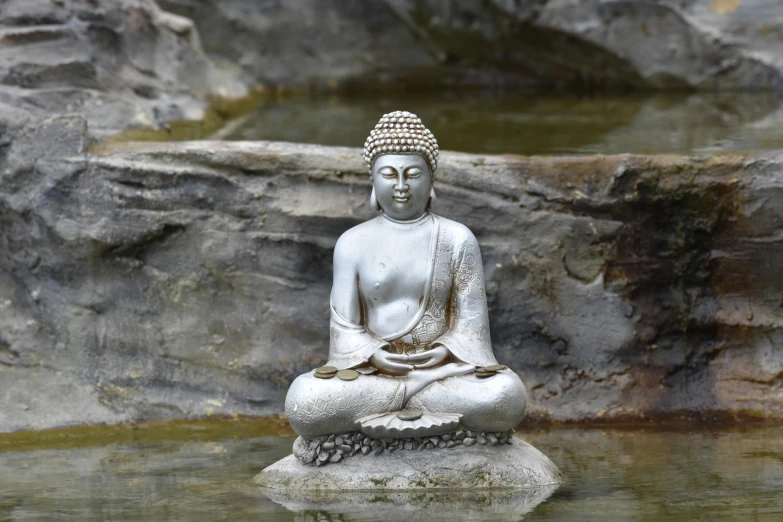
[0,0,246,138]
[1,117,782,432]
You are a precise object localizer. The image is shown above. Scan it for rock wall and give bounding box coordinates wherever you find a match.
[1,116,781,432]
[2,0,783,152]
[387,0,783,90]
[164,0,783,91]
[159,0,442,89]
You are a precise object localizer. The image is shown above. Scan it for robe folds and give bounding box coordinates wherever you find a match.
[326,214,499,369]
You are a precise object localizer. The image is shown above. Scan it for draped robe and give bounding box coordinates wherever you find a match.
[285,213,527,437]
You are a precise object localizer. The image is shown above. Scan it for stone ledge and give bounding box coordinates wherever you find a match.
[255,438,562,490]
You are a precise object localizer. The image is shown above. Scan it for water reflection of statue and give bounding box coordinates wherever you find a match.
[285,111,527,440]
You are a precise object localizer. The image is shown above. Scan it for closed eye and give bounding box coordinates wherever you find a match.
[379,167,396,178]
[406,167,422,178]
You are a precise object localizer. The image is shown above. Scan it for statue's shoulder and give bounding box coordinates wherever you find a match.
[333,217,382,262]
[433,214,479,247]
[336,217,381,243]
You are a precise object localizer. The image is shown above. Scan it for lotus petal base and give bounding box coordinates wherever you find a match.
[357,410,462,438]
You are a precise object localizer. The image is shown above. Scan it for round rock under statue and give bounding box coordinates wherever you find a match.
[255,110,562,497]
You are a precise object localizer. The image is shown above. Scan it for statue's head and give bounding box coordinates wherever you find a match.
[363,111,439,221]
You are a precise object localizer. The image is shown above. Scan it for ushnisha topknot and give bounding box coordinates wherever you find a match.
[363,110,439,176]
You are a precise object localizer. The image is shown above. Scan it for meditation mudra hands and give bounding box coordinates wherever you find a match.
[370,345,476,405]
[370,345,452,375]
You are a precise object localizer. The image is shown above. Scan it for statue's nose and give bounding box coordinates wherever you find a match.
[394,171,409,192]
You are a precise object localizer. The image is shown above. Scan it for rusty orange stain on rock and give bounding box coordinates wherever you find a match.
[711,0,741,15]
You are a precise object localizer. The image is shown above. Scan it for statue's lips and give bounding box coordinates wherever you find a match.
[393,194,411,202]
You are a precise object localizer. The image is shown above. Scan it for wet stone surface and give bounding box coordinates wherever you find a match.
[258,435,561,491]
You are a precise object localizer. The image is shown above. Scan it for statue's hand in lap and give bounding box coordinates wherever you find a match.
[371,349,414,375]
[408,345,449,369]
[370,345,451,375]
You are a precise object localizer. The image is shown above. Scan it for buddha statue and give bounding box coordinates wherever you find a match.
[285,111,527,441]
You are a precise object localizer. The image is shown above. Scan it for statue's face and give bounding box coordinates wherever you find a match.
[371,154,432,221]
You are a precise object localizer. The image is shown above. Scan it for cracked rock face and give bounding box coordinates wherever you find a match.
[1,116,782,432]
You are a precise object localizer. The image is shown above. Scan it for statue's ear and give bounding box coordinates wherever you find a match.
[370,185,381,211]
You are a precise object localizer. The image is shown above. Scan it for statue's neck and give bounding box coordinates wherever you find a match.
[380,211,432,228]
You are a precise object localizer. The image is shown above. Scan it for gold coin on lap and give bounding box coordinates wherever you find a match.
[314,367,337,378]
[336,369,359,381]
[475,371,495,378]
[485,364,506,372]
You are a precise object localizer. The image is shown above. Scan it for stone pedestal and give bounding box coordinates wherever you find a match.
[255,438,562,491]
[261,485,559,517]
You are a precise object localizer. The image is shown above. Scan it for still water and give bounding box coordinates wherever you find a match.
[221,91,783,156]
[1,422,781,521]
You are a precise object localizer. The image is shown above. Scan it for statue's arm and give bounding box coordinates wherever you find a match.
[326,234,404,372]
[330,234,363,324]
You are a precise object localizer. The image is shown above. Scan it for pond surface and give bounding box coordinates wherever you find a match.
[221,91,783,156]
[1,422,781,521]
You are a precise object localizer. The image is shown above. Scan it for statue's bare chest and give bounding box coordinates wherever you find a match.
[357,224,432,305]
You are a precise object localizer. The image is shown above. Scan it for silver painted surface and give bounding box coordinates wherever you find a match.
[284,112,526,439]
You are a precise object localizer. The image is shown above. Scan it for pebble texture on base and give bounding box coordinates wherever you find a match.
[256,438,562,490]
[294,429,516,466]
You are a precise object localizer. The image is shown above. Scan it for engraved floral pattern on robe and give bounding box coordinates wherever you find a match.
[392,216,498,366]
[425,216,498,367]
